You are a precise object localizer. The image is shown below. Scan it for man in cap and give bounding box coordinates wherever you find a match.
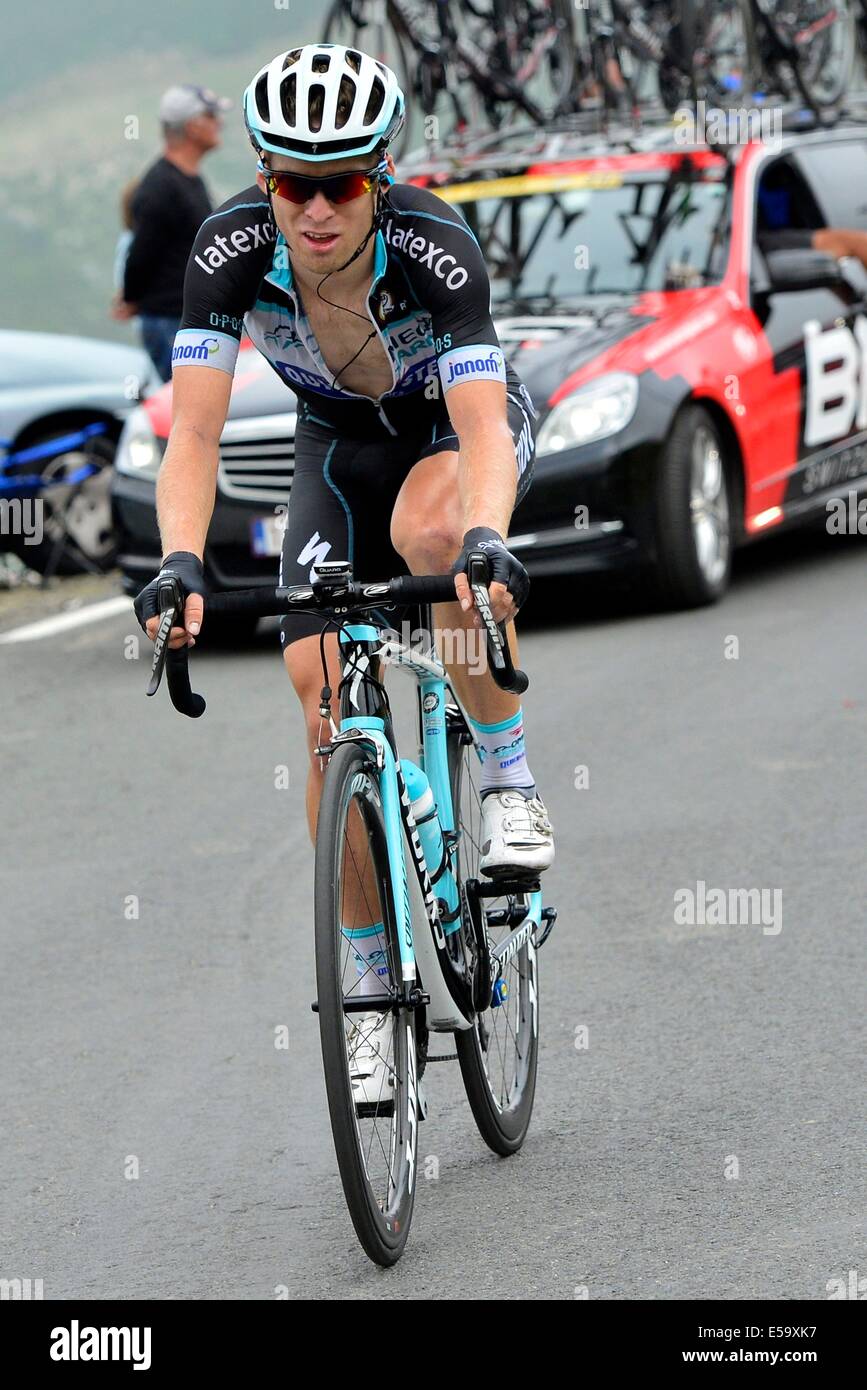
[121,85,231,381]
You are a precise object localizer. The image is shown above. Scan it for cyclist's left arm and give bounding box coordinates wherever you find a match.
[421,203,524,619]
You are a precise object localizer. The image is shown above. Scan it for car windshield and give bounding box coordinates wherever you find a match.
[444,164,732,303]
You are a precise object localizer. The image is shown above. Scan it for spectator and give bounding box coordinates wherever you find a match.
[110,180,139,323]
[121,85,231,381]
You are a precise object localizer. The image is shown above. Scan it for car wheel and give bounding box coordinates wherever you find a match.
[652,404,733,608]
[5,431,117,576]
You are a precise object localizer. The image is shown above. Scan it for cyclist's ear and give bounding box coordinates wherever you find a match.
[384,152,396,181]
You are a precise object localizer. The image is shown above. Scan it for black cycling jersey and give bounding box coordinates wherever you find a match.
[173,180,530,440]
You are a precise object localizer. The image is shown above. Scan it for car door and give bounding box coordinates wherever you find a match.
[748,138,867,520]
[786,138,867,506]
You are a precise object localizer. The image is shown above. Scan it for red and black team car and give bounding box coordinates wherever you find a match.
[113,115,867,619]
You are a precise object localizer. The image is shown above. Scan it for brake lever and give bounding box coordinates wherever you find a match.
[467,552,529,695]
[146,575,182,697]
[144,575,206,717]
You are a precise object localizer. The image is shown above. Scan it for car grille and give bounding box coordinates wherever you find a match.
[218,412,297,505]
[495,315,593,346]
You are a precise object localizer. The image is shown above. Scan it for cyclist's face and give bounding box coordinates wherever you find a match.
[256,152,394,273]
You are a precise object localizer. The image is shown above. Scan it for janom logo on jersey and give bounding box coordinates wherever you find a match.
[171,336,220,362]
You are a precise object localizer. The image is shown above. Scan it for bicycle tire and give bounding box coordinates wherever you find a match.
[314,739,418,1265]
[494,0,578,120]
[322,0,413,156]
[765,0,855,110]
[447,711,539,1156]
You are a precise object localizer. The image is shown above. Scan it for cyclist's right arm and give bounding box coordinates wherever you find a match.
[136,187,273,645]
[143,365,232,644]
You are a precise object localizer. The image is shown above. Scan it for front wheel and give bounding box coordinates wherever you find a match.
[651,404,733,608]
[314,739,418,1266]
[447,713,539,1155]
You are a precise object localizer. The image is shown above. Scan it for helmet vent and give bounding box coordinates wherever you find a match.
[282,48,301,71]
[312,53,331,74]
[308,83,325,133]
[280,71,296,125]
[364,76,385,127]
[254,73,270,122]
[345,49,362,74]
[335,75,356,129]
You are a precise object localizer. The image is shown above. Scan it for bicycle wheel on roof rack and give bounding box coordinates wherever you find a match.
[491,0,578,120]
[658,1,755,111]
[762,0,855,110]
[322,0,412,156]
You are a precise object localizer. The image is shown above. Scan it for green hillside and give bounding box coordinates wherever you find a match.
[0,1,333,341]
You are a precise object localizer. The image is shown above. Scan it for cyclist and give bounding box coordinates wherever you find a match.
[135,47,554,1034]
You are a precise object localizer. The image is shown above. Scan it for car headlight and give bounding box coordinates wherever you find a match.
[114,406,165,480]
[536,372,639,455]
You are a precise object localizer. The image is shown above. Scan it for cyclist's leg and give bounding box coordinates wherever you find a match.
[278,421,352,841]
[389,380,536,729]
[389,383,553,871]
[280,419,421,973]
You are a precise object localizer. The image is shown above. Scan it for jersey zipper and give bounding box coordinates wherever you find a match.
[274,231,400,436]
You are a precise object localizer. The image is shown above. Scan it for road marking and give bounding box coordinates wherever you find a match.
[0,596,132,644]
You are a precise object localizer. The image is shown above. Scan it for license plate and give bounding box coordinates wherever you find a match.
[250,515,285,557]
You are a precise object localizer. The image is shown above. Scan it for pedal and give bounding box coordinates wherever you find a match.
[475,875,542,896]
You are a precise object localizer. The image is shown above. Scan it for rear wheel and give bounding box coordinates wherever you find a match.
[314,739,418,1265]
[652,403,733,608]
[447,710,539,1155]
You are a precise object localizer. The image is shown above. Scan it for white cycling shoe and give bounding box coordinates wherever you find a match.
[348,1011,395,1117]
[479,790,554,878]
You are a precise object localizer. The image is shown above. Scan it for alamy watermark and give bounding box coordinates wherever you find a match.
[378,619,488,676]
[674,879,782,936]
[674,100,782,150]
[0,498,44,546]
[1,1276,44,1299]
[826,490,867,535]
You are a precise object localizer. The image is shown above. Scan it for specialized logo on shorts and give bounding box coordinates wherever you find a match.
[383,219,470,289]
[440,344,506,391]
[297,530,333,584]
[194,218,276,275]
[171,335,220,362]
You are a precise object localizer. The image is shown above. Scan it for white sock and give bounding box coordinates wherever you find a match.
[468,708,536,798]
[344,922,391,996]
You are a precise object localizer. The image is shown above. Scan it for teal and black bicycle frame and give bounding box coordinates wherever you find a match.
[332,614,544,1032]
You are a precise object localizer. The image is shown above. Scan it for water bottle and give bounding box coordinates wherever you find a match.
[400,760,460,934]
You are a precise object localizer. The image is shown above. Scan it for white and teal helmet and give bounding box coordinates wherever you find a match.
[243,44,405,163]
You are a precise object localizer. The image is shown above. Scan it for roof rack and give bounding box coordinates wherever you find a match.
[397,95,867,179]
[398,108,694,176]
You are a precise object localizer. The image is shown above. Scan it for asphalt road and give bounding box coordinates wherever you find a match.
[2,525,865,1300]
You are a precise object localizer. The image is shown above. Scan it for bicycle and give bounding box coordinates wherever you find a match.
[323,0,576,148]
[573,0,853,122]
[144,551,557,1265]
